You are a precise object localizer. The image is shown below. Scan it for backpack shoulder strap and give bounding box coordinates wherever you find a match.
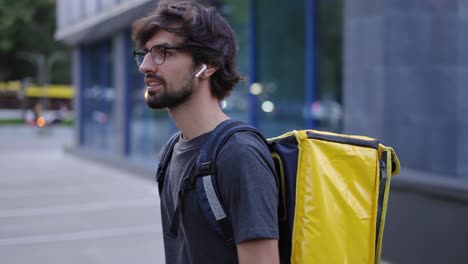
[196,119,265,175]
[156,132,181,193]
[194,119,265,247]
[168,119,266,244]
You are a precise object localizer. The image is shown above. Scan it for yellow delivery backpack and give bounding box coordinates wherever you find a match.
[156,120,401,263]
[269,129,400,264]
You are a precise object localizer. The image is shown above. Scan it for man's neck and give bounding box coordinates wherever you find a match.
[168,88,229,141]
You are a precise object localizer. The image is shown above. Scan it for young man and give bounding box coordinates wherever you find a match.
[132,1,279,263]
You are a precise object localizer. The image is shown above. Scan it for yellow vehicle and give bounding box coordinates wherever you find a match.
[0,81,73,126]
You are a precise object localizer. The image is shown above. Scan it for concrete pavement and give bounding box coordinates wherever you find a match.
[0,125,165,264]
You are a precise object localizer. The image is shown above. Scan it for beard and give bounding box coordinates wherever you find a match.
[145,73,195,109]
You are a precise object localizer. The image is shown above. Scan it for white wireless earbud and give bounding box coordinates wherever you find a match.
[195,64,208,78]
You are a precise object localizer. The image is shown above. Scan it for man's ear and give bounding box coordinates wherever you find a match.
[195,64,217,78]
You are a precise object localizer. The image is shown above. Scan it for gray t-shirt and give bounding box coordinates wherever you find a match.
[159,129,279,264]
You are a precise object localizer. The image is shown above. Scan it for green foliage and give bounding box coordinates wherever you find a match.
[0,118,24,125]
[0,0,70,83]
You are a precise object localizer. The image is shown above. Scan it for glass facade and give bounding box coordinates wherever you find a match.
[81,39,118,153]
[217,0,344,137]
[218,1,250,123]
[256,0,306,137]
[315,0,343,132]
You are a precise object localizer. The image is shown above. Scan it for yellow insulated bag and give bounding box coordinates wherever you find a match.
[156,120,401,264]
[269,129,400,264]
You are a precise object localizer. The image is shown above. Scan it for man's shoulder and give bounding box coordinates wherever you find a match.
[215,129,272,169]
[221,129,268,153]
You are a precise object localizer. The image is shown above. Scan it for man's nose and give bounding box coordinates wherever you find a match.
[139,54,157,74]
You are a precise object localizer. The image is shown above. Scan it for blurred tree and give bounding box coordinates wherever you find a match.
[0,0,70,84]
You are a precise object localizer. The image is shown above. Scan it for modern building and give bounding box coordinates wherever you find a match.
[56,0,468,263]
[55,0,341,166]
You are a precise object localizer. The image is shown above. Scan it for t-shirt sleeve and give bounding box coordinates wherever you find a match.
[216,132,279,244]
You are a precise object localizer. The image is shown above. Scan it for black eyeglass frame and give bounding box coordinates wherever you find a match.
[132,44,188,66]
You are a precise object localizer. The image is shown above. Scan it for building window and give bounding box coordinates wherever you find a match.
[218,0,250,122]
[255,0,306,137]
[81,39,117,153]
[315,0,343,132]
[220,0,343,135]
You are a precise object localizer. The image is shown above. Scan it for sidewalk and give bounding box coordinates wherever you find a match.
[0,125,164,264]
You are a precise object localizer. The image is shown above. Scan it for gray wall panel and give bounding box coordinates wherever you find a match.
[383,13,432,66]
[457,67,468,178]
[344,0,464,177]
[457,121,468,178]
[344,1,468,260]
[382,188,468,264]
[458,20,468,65]
[460,0,468,19]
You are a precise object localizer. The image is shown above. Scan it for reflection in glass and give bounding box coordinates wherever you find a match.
[82,39,117,152]
[256,0,306,137]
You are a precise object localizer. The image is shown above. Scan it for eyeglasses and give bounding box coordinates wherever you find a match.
[132,44,187,66]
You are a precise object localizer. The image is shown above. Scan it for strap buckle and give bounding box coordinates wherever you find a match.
[199,161,212,175]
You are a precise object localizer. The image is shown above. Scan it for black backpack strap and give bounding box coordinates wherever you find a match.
[196,120,263,247]
[196,120,266,175]
[156,132,181,194]
[168,119,265,244]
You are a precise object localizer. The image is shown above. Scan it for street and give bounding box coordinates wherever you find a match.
[0,125,165,263]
